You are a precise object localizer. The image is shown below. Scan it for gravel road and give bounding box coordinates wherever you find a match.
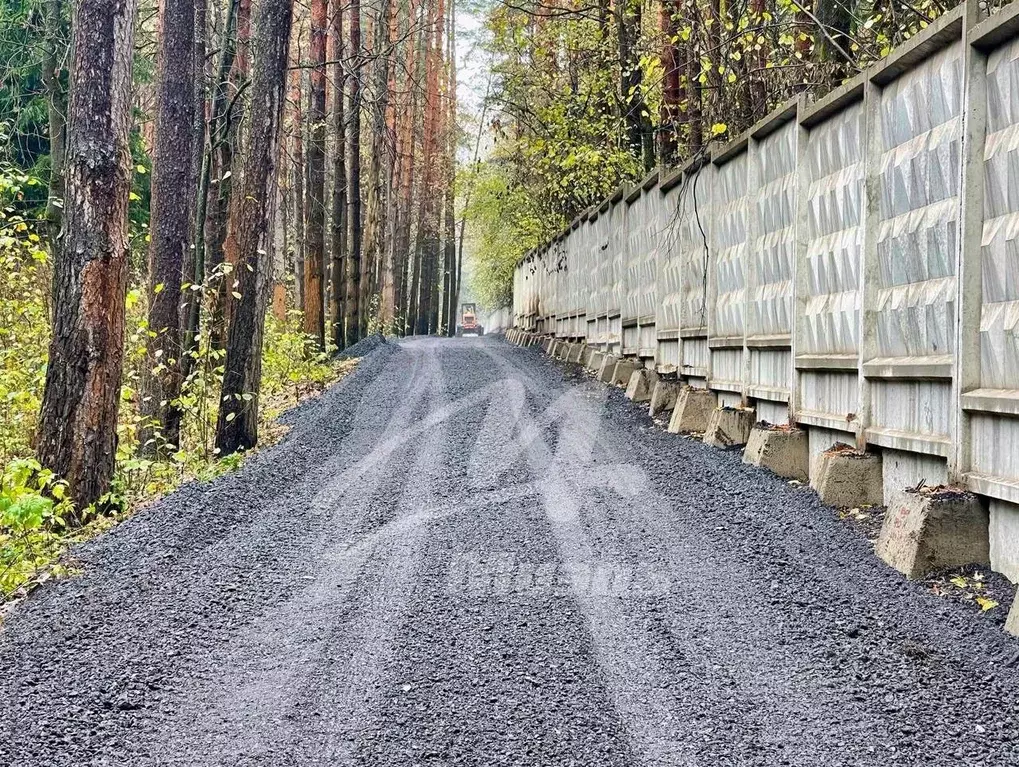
[2,336,1019,766]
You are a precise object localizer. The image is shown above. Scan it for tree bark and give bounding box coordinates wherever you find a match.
[414,0,438,335]
[346,0,362,346]
[206,0,244,348]
[289,61,306,312]
[180,0,209,385]
[141,0,197,453]
[366,0,394,331]
[36,0,138,509]
[442,0,456,336]
[617,0,653,170]
[659,0,680,164]
[216,0,294,456]
[42,0,66,241]
[304,0,327,349]
[329,0,347,349]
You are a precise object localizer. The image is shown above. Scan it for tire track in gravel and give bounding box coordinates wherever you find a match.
[353,340,637,766]
[479,345,867,762]
[484,339,1019,766]
[149,340,446,764]
[0,341,431,766]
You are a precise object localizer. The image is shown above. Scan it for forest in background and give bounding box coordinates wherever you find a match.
[464,0,989,307]
[0,0,460,598]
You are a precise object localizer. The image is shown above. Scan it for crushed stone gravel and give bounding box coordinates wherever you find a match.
[337,332,388,360]
[1,335,1018,766]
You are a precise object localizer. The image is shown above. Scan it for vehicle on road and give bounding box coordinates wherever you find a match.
[456,303,484,336]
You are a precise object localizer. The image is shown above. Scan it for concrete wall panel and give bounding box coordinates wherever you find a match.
[711,154,749,340]
[680,168,713,334]
[874,41,963,361]
[683,337,709,376]
[749,122,797,340]
[803,102,865,356]
[799,370,859,422]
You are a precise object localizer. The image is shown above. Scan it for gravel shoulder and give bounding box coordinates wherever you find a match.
[1,335,1018,766]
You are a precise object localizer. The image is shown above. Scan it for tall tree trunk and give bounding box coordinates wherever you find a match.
[181,0,209,385]
[346,0,362,345]
[206,0,245,348]
[42,0,66,241]
[442,0,456,336]
[398,2,424,335]
[687,0,703,154]
[289,61,306,312]
[659,0,680,164]
[36,0,138,509]
[141,0,197,454]
[216,0,294,456]
[617,0,652,170]
[414,0,438,335]
[707,0,722,127]
[367,0,394,331]
[304,0,327,349]
[329,0,347,349]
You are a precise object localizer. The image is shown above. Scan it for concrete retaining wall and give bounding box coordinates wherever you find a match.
[512,0,1019,591]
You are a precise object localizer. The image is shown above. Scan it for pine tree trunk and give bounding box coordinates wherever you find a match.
[181,0,208,382]
[414,0,438,335]
[42,0,66,241]
[206,0,243,348]
[216,0,294,456]
[329,1,347,348]
[442,0,456,336]
[346,0,362,345]
[36,0,138,509]
[289,62,306,312]
[141,0,197,453]
[304,0,327,349]
[659,0,679,164]
[366,0,394,331]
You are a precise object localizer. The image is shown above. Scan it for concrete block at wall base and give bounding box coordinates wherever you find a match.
[625,368,659,403]
[703,407,755,449]
[587,350,605,373]
[568,343,586,364]
[990,500,1019,583]
[1006,594,1019,638]
[876,488,990,580]
[611,358,642,387]
[578,345,593,367]
[542,337,553,353]
[598,355,621,383]
[668,387,716,433]
[648,380,681,418]
[813,447,883,508]
[743,426,809,482]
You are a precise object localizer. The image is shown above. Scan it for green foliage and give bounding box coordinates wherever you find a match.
[0,457,74,597]
[461,162,545,310]
[0,164,50,466]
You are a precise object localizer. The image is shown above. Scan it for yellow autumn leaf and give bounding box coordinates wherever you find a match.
[975,597,999,612]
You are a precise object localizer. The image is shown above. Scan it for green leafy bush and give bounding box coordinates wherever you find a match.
[0,457,74,597]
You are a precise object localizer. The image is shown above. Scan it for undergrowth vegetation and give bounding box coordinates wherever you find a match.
[0,167,352,603]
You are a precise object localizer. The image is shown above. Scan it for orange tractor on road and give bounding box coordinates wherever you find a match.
[456,303,484,336]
